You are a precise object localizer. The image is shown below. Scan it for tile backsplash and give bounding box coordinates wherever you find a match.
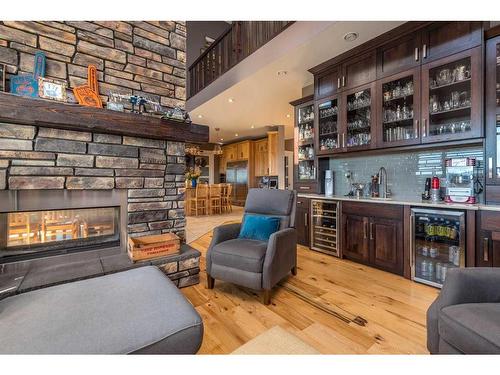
[322,146,485,202]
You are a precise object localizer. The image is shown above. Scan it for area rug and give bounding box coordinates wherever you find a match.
[231,326,320,354]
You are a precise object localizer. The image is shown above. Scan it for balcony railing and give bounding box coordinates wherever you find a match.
[188,21,294,98]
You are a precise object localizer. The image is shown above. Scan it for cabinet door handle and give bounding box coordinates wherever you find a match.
[415,120,419,138]
[414,47,419,61]
[342,133,345,148]
[337,77,341,88]
[342,76,346,87]
[370,222,374,240]
[423,44,427,58]
[484,238,489,262]
[299,186,310,190]
[363,221,368,239]
[489,157,493,179]
[422,119,427,137]
[410,215,415,269]
[304,213,308,227]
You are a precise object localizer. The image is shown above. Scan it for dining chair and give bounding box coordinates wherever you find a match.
[209,184,222,215]
[189,183,209,216]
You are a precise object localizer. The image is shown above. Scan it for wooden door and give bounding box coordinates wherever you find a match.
[267,131,278,175]
[237,141,250,160]
[421,47,482,144]
[315,66,341,99]
[342,214,369,263]
[376,67,421,148]
[295,197,310,247]
[341,51,376,90]
[485,35,500,186]
[369,217,403,275]
[376,32,422,78]
[340,81,377,152]
[224,145,236,162]
[421,21,482,63]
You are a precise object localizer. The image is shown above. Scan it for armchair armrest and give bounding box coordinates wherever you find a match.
[427,267,500,353]
[262,228,297,290]
[206,223,241,274]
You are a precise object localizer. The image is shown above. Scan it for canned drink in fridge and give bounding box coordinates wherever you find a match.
[421,246,429,257]
[430,246,439,258]
[449,246,460,266]
[441,265,448,282]
[435,262,442,281]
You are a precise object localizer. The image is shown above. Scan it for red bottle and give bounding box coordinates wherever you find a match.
[431,176,440,189]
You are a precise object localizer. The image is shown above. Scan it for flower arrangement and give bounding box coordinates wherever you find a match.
[185,167,201,187]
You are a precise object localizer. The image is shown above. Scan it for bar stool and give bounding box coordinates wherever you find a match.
[221,183,233,213]
[189,184,209,216]
[209,184,222,215]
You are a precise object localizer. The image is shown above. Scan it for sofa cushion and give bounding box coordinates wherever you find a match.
[211,238,267,273]
[439,303,500,354]
[0,266,203,354]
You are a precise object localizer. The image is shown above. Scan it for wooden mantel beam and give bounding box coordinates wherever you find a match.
[0,92,209,143]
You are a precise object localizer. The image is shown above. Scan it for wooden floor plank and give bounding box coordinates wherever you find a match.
[182,231,437,354]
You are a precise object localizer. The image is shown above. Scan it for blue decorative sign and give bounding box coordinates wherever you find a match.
[10,52,46,98]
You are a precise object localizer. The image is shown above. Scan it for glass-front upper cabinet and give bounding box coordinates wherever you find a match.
[295,101,316,182]
[377,68,421,148]
[316,96,340,155]
[421,47,482,144]
[486,35,500,186]
[341,82,376,151]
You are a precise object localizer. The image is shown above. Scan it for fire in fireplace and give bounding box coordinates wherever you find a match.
[0,190,127,263]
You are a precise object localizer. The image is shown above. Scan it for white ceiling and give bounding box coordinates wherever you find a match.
[187,21,404,144]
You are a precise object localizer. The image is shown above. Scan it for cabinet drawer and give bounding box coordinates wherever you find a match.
[296,197,310,207]
[480,210,500,231]
[342,201,403,220]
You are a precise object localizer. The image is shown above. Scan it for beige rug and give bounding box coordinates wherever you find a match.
[231,326,320,355]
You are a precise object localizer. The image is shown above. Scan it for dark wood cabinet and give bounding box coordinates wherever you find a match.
[316,95,342,155]
[485,35,500,198]
[420,47,483,144]
[295,197,310,247]
[343,214,369,263]
[315,67,341,99]
[342,202,404,275]
[376,67,421,148]
[341,51,376,90]
[421,22,483,63]
[476,211,500,267]
[377,33,422,78]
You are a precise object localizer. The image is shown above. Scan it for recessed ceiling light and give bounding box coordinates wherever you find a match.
[228,98,234,103]
[344,32,359,42]
[235,133,239,137]
[197,114,203,119]
[277,70,288,76]
[251,125,255,129]
[286,114,291,118]
[220,138,224,141]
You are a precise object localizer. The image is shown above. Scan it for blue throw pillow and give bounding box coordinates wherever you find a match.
[238,214,281,242]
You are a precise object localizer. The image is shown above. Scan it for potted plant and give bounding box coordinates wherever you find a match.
[185,167,201,188]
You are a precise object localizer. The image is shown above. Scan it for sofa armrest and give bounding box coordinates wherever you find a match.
[427,267,500,354]
[206,223,241,274]
[262,228,297,290]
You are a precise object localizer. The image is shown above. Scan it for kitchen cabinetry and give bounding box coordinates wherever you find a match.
[296,197,310,246]
[341,51,377,91]
[292,96,317,192]
[315,66,341,99]
[267,131,279,176]
[476,211,500,267]
[485,33,500,202]
[342,201,404,275]
[223,144,237,162]
[316,95,340,155]
[377,33,422,78]
[254,138,269,176]
[237,141,250,160]
[420,47,482,143]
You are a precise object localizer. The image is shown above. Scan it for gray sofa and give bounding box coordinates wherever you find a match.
[206,188,297,305]
[427,268,500,354]
[0,266,203,354]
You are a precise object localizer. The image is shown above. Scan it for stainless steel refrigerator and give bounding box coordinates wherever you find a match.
[410,208,466,288]
[226,161,248,206]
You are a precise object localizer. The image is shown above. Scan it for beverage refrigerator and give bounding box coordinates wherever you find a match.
[310,200,340,257]
[410,208,466,288]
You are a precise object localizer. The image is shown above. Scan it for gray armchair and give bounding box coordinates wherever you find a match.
[206,188,297,305]
[427,268,500,354]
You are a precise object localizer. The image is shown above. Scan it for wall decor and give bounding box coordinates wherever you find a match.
[0,64,5,92]
[38,77,67,102]
[73,65,103,108]
[9,52,46,98]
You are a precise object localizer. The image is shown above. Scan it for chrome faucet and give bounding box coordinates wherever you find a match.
[377,167,391,199]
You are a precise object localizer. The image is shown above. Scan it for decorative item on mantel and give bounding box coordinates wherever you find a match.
[38,77,67,102]
[73,65,102,108]
[10,51,46,98]
[0,64,5,92]
[185,166,201,188]
[108,92,162,114]
[162,107,191,123]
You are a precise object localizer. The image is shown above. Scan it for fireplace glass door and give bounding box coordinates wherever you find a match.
[1,206,120,259]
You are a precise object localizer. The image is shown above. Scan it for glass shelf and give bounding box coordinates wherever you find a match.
[346,88,372,148]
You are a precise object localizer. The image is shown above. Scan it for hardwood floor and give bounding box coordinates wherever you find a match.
[182,229,439,354]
